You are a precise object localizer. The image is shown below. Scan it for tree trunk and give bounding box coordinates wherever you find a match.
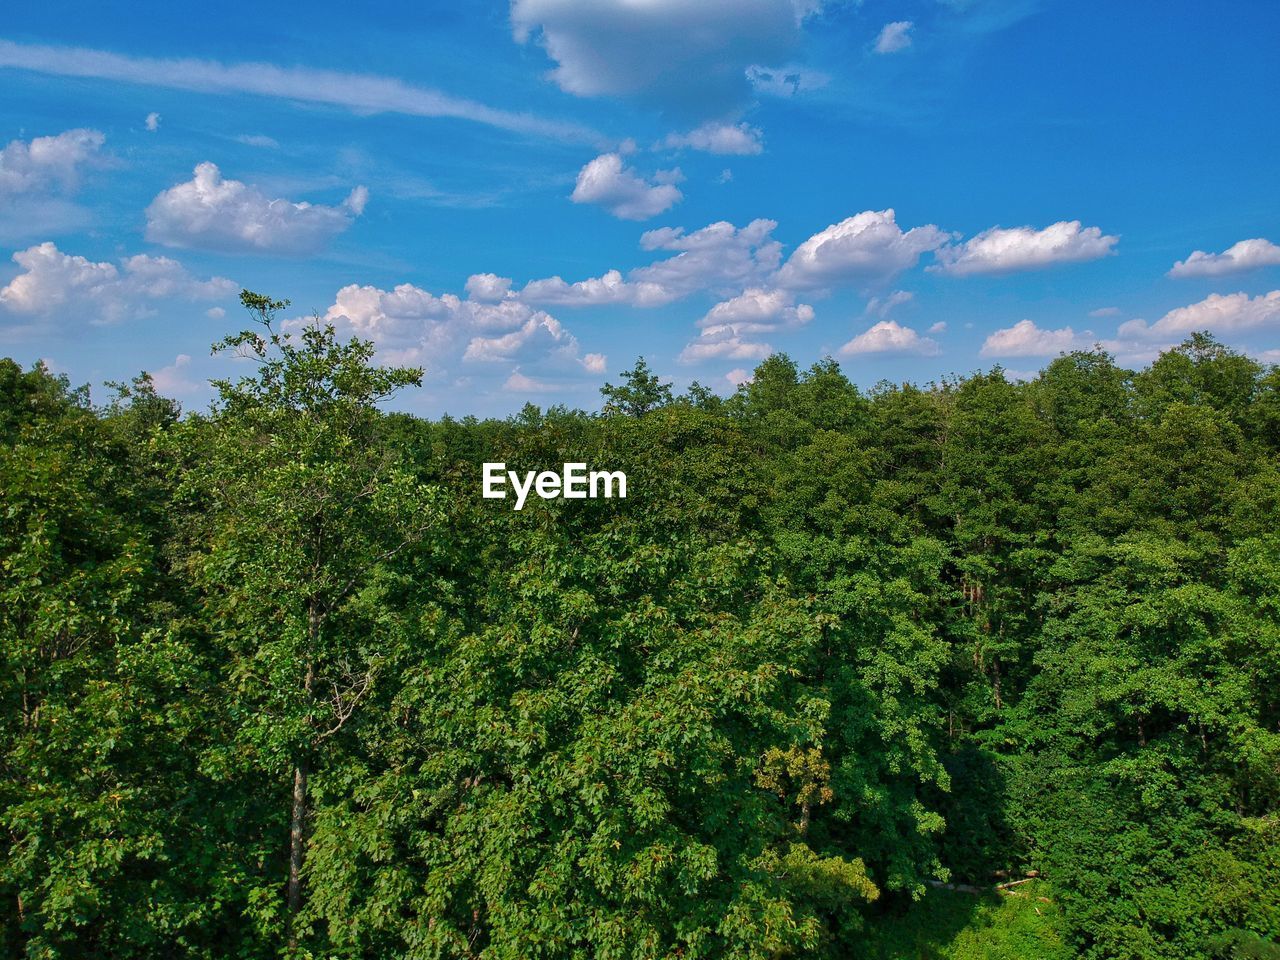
[288,603,319,942]
[287,757,309,920]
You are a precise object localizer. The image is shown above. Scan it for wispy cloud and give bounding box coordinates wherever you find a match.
[0,39,600,144]
[874,21,914,54]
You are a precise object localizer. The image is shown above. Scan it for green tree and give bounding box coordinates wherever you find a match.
[600,357,673,417]
[181,292,441,946]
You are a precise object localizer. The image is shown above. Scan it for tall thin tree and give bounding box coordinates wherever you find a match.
[185,291,439,945]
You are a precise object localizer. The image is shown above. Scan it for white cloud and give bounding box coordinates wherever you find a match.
[511,0,823,114]
[235,134,279,149]
[317,280,599,385]
[521,268,673,307]
[463,313,578,362]
[1118,290,1280,339]
[0,128,105,199]
[663,121,764,155]
[635,218,784,296]
[865,289,914,318]
[206,306,226,319]
[874,21,914,53]
[145,162,367,255]
[933,220,1117,276]
[839,319,939,356]
[1089,306,1121,317]
[0,39,596,143]
[980,319,1085,357]
[345,185,370,215]
[571,153,682,220]
[1002,369,1039,383]
[518,218,783,311]
[320,285,453,355]
[580,352,607,373]
[503,369,554,393]
[698,287,813,333]
[928,321,946,334]
[465,273,513,302]
[775,209,949,290]
[726,367,753,386]
[150,354,202,395]
[0,242,235,325]
[1168,238,1280,278]
[145,112,161,132]
[678,326,772,364]
[682,288,809,366]
[0,129,105,243]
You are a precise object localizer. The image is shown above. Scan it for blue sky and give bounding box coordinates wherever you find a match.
[1,0,1278,416]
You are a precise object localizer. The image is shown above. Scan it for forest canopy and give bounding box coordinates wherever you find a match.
[1,294,1278,959]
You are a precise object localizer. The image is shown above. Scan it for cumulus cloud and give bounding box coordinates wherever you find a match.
[510,0,823,114]
[775,209,949,290]
[150,354,201,395]
[519,218,783,311]
[634,218,784,296]
[680,288,811,366]
[980,319,1086,357]
[1089,306,1121,318]
[1117,290,1280,340]
[145,112,161,132]
[874,21,914,53]
[465,273,513,302]
[0,128,106,242]
[0,241,235,326]
[317,279,600,387]
[698,287,813,333]
[145,162,367,255]
[726,367,753,386]
[521,268,673,307]
[580,352,607,373]
[0,128,105,199]
[933,220,1117,276]
[463,313,578,362]
[663,121,764,155]
[1168,238,1280,278]
[840,319,939,356]
[928,321,947,334]
[570,153,682,220]
[678,326,773,364]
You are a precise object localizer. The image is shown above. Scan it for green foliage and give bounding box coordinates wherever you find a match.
[599,357,673,417]
[3,325,1278,958]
